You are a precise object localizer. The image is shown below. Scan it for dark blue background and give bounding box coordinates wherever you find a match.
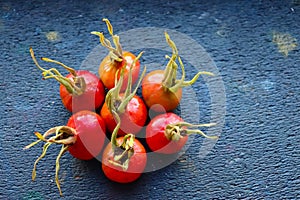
[1,0,299,199]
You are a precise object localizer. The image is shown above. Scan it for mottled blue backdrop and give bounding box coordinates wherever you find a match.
[0,0,299,199]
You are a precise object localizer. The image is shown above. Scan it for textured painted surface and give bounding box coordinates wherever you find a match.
[1,0,300,199]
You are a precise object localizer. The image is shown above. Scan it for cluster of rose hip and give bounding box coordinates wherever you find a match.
[25,19,218,196]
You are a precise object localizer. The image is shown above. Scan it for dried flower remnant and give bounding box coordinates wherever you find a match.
[45,31,61,42]
[272,32,297,57]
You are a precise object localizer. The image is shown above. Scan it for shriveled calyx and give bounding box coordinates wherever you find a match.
[24,126,77,196]
[91,18,123,63]
[105,51,146,115]
[30,47,86,96]
[164,122,219,141]
[108,111,135,171]
[162,32,214,93]
[108,112,135,171]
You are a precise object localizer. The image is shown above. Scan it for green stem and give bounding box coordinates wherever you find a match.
[103,18,114,35]
[118,52,145,113]
[162,54,178,89]
[102,18,123,58]
[104,68,124,114]
[24,126,77,196]
[41,57,77,77]
[30,47,86,96]
[168,56,185,93]
[91,18,123,62]
[162,32,178,89]
[181,71,215,87]
[32,142,51,181]
[123,63,134,101]
[104,50,145,115]
[55,145,69,196]
[115,67,125,104]
[165,31,178,55]
[161,32,215,93]
[165,122,218,141]
[110,110,121,149]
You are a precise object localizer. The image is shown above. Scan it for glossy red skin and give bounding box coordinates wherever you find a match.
[146,112,188,154]
[99,51,140,91]
[100,95,147,136]
[102,137,147,183]
[142,70,182,112]
[67,110,106,160]
[60,70,105,113]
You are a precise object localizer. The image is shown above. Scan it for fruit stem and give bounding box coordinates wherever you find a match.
[105,51,146,115]
[30,47,86,96]
[165,122,218,141]
[24,126,77,196]
[161,32,214,93]
[170,56,215,92]
[110,110,121,149]
[162,32,178,89]
[91,18,123,62]
[118,52,146,113]
[55,145,69,196]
